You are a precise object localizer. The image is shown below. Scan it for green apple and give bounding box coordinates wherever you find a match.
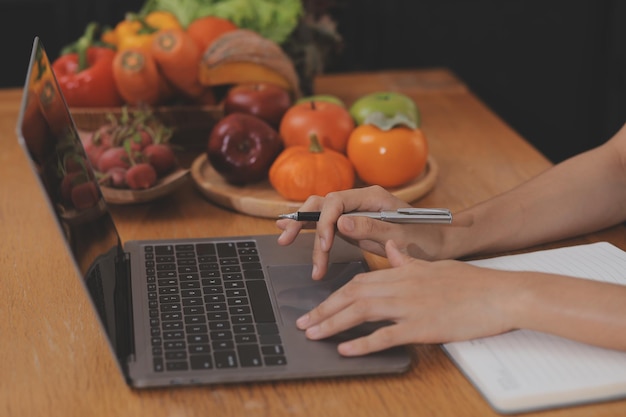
[349,91,420,130]
[296,94,345,107]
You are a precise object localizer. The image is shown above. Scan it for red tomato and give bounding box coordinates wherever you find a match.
[279,101,355,153]
[347,125,428,188]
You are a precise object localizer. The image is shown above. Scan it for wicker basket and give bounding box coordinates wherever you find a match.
[70,105,224,151]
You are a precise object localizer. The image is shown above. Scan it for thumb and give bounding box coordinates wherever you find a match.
[337,215,395,242]
[385,239,416,267]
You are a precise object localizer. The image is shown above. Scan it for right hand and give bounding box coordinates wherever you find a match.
[276,186,447,279]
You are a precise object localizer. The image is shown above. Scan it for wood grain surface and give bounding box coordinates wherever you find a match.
[3,70,626,417]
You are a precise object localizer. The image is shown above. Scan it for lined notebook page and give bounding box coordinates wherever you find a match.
[442,242,626,414]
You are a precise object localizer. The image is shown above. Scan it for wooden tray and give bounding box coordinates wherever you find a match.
[190,153,439,219]
[101,168,190,205]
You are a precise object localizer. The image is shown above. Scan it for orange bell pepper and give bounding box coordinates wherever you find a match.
[108,11,182,53]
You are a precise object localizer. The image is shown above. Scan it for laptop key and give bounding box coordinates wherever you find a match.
[262,345,284,355]
[246,280,276,323]
[237,345,262,367]
[244,269,264,280]
[189,344,211,354]
[190,355,213,370]
[257,323,279,335]
[155,245,174,255]
[165,351,187,361]
[264,356,287,366]
[214,351,238,368]
[213,340,234,350]
[154,357,164,372]
[216,242,237,258]
[166,361,189,371]
[195,243,216,255]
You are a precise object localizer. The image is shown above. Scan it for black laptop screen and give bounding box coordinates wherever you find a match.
[16,37,128,357]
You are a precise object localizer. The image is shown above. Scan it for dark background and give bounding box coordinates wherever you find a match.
[4,0,625,163]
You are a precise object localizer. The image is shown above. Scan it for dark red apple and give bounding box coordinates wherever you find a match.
[207,113,283,185]
[222,83,292,129]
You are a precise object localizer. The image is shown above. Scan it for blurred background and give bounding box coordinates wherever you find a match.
[3,0,625,164]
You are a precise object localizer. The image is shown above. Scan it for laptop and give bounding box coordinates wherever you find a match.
[16,37,411,388]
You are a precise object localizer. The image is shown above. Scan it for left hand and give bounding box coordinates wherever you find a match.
[296,239,516,356]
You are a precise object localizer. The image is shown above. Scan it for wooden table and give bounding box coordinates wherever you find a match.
[2,69,625,417]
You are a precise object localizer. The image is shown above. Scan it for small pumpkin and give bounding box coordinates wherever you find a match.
[269,134,355,201]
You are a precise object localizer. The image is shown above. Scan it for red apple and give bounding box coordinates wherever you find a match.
[222,83,292,129]
[207,113,283,185]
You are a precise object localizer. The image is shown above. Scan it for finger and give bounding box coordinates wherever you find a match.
[276,219,303,245]
[336,216,402,257]
[302,296,391,341]
[297,272,401,332]
[337,323,414,356]
[315,187,408,252]
[386,239,425,267]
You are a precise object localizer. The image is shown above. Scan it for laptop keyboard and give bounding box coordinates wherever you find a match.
[143,241,287,372]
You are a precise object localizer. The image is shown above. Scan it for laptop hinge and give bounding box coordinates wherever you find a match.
[114,251,136,366]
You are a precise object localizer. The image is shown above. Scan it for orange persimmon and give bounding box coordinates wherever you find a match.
[347,125,428,188]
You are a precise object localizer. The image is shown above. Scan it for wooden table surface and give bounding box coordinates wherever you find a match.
[2,69,626,417]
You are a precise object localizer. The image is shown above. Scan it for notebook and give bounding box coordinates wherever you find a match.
[443,242,626,414]
[16,37,411,388]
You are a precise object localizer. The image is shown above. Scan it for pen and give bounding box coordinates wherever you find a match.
[278,208,453,224]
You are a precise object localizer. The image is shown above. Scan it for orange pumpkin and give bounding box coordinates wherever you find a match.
[269,134,355,201]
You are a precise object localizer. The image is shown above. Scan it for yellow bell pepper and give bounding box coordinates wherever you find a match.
[104,11,181,53]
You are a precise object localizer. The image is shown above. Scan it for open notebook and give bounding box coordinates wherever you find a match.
[443,241,626,414]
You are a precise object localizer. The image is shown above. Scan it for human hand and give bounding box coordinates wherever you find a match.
[277,185,446,279]
[276,185,449,279]
[295,239,515,356]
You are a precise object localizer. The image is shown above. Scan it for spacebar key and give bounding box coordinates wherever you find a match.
[246,280,276,323]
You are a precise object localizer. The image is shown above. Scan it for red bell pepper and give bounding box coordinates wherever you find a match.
[52,23,124,107]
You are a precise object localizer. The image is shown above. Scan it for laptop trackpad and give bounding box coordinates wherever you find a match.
[268,262,410,370]
[268,261,390,342]
[268,262,365,321]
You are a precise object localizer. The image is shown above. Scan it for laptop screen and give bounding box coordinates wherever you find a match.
[16,37,131,361]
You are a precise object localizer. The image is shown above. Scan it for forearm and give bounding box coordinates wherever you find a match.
[503,271,626,351]
[444,132,626,258]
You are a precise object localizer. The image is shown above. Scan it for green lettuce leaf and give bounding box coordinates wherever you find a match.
[140,0,302,44]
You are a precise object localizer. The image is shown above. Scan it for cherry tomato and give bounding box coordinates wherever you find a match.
[347,125,428,188]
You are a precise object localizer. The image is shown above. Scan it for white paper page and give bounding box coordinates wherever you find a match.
[442,242,626,413]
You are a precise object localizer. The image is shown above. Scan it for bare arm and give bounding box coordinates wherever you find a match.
[277,124,626,355]
[277,123,626,278]
[296,241,626,355]
[443,124,626,258]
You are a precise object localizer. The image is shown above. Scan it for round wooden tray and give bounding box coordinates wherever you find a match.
[190,154,439,219]
[101,168,190,205]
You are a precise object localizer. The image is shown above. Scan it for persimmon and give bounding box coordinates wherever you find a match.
[279,101,354,153]
[347,125,428,188]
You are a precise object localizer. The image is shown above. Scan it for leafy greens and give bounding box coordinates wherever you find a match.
[140,0,303,44]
